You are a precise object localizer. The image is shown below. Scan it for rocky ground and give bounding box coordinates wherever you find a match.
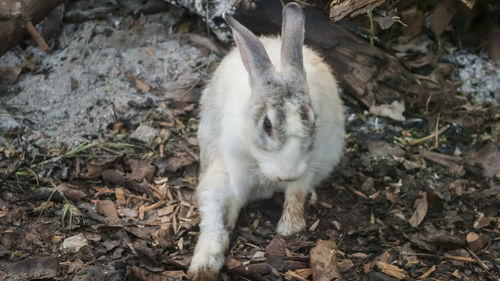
[0,0,499,280]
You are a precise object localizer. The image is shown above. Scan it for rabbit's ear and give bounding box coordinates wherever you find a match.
[281,2,305,78]
[224,13,273,84]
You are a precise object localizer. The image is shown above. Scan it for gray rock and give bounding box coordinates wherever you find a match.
[130,124,159,147]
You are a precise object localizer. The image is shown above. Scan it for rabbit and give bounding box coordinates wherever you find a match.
[187,2,345,280]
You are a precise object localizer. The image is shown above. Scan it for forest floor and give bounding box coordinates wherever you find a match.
[0,1,499,281]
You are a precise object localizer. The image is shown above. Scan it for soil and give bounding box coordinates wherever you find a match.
[0,1,499,281]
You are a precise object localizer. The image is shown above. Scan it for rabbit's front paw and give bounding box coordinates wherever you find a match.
[187,268,219,281]
[276,210,306,236]
[188,251,224,281]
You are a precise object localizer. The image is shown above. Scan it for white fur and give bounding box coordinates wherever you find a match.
[188,36,344,280]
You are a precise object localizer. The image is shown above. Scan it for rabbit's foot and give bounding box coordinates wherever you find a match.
[276,207,306,236]
[188,251,224,281]
[187,268,219,281]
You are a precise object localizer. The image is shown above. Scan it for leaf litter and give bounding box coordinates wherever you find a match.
[0,1,500,281]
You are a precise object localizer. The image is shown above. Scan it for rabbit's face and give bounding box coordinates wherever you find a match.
[247,80,315,182]
[224,2,313,181]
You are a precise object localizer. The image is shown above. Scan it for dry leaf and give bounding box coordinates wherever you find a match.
[96,200,119,222]
[369,101,405,121]
[115,188,126,206]
[473,212,496,229]
[409,192,428,228]
[430,0,458,38]
[310,239,341,281]
[135,78,150,94]
[466,232,487,251]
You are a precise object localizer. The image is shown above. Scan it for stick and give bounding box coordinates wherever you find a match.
[25,21,52,54]
[408,124,449,146]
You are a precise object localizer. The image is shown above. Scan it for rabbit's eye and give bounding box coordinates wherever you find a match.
[263,116,272,136]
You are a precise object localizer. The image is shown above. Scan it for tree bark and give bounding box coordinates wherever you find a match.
[0,0,64,56]
[234,0,421,108]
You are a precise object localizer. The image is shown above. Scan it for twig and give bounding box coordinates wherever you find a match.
[408,124,449,146]
[433,113,440,148]
[25,21,52,54]
[466,248,491,273]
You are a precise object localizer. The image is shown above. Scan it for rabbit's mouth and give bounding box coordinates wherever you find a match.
[277,176,299,182]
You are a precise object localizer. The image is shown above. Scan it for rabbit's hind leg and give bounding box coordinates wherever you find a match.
[188,158,240,281]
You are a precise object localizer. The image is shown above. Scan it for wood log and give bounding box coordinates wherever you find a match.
[0,0,64,56]
[234,0,421,108]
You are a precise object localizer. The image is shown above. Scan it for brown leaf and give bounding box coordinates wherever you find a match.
[266,235,286,271]
[430,0,458,38]
[0,66,22,91]
[266,235,286,256]
[427,230,466,249]
[329,0,387,22]
[126,159,156,183]
[466,142,500,179]
[56,183,87,201]
[165,156,196,173]
[466,232,487,252]
[337,259,354,273]
[473,213,496,229]
[401,7,424,36]
[490,25,500,61]
[310,238,341,281]
[67,259,84,274]
[115,188,126,206]
[224,256,242,270]
[96,200,119,222]
[135,78,151,94]
[409,192,428,228]
[102,169,151,194]
[420,149,465,176]
[7,257,58,279]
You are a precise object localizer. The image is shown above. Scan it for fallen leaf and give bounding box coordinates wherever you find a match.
[409,192,428,228]
[67,259,84,274]
[266,235,286,271]
[102,169,151,194]
[310,238,341,281]
[466,232,487,252]
[61,234,88,253]
[337,259,354,273]
[473,212,496,229]
[7,256,58,280]
[96,200,119,222]
[126,159,156,183]
[225,256,242,270]
[466,142,500,179]
[165,156,196,173]
[420,149,465,176]
[56,183,87,201]
[135,78,150,94]
[430,0,458,38]
[427,230,466,249]
[115,188,126,206]
[369,101,405,121]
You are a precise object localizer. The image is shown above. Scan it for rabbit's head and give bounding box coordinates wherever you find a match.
[225,3,316,182]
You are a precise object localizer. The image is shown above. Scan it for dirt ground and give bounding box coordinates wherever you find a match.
[0,1,499,281]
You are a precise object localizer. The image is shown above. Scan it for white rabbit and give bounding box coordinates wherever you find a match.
[187,3,345,280]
